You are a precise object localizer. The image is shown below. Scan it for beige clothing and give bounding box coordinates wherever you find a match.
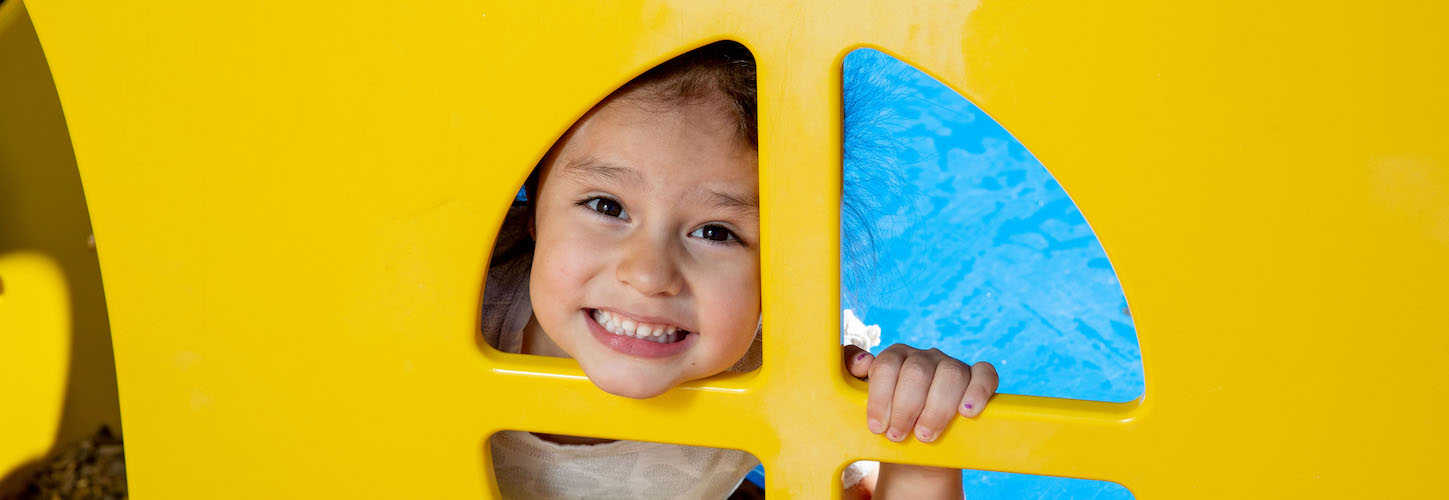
[482,205,760,499]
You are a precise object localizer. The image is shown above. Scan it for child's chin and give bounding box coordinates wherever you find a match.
[587,372,676,399]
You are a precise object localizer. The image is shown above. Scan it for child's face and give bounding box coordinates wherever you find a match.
[529,90,760,399]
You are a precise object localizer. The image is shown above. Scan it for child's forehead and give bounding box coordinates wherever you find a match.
[595,92,737,134]
[588,86,754,146]
[557,97,757,178]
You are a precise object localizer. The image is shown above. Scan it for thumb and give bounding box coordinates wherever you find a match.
[843,345,874,380]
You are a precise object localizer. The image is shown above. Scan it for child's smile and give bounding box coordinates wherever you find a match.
[585,308,695,356]
[522,85,761,399]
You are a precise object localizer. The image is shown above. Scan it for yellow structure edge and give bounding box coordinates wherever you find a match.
[0,1,122,494]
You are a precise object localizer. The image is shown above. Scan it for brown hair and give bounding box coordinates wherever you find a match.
[522,41,757,205]
[616,40,758,149]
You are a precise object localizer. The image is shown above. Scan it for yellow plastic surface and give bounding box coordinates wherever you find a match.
[0,0,121,492]
[9,0,1449,497]
[0,252,69,479]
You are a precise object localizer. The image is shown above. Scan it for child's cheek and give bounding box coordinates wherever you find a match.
[552,231,602,279]
[531,219,606,319]
[699,259,761,352]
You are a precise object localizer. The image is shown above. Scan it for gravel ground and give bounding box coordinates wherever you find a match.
[3,427,127,500]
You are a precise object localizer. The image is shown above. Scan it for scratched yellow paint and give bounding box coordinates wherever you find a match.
[5,0,1448,497]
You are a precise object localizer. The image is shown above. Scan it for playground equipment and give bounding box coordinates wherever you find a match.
[0,1,120,492]
[3,0,1447,498]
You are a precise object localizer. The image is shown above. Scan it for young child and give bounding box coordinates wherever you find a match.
[481,41,998,499]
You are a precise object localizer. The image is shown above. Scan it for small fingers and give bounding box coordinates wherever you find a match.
[843,345,873,380]
[914,359,970,443]
[865,346,907,435]
[959,361,1000,418]
[885,351,938,442]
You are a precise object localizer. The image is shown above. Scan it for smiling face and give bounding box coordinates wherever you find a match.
[526,88,761,399]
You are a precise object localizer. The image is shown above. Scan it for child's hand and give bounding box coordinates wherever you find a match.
[844,344,998,443]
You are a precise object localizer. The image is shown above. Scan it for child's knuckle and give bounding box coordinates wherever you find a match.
[936,364,969,386]
[899,363,933,385]
[891,403,921,421]
[895,343,922,354]
[921,409,950,427]
[869,361,898,380]
[875,348,904,364]
[974,361,998,376]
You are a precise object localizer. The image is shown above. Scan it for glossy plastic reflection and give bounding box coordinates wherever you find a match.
[15,0,1449,498]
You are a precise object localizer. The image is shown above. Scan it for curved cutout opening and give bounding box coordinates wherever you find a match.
[483,430,764,498]
[477,41,764,383]
[832,47,1142,498]
[478,39,769,495]
[840,47,1143,403]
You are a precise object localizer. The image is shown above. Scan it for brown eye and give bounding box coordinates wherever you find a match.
[583,197,628,219]
[690,224,737,243]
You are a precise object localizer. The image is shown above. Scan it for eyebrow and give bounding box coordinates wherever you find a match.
[705,189,760,220]
[560,156,644,186]
[560,155,759,219]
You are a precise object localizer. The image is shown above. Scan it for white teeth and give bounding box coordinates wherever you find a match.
[592,309,684,343]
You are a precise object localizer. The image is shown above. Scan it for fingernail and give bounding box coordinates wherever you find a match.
[963,401,974,410]
[917,428,935,442]
[887,429,904,441]
[855,352,869,361]
[868,418,884,433]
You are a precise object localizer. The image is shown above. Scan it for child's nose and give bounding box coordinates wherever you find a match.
[615,233,684,297]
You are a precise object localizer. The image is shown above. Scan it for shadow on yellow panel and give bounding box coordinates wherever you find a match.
[0,0,121,494]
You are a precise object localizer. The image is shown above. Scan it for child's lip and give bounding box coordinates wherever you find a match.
[585,309,696,358]
[589,307,693,333]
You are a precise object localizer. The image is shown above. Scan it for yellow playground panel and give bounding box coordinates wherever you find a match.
[4,0,1448,497]
[0,0,121,490]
